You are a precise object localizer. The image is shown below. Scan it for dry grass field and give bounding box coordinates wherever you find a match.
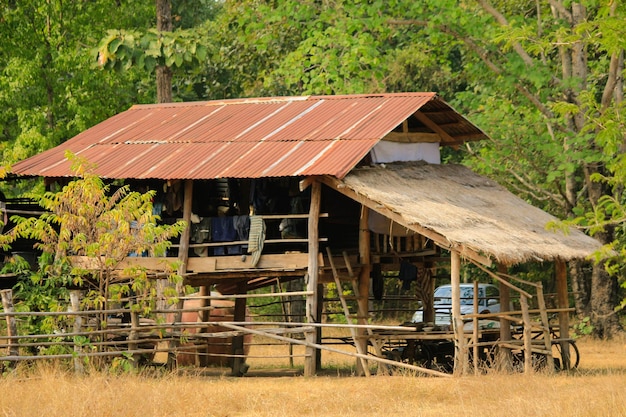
[1,334,625,417]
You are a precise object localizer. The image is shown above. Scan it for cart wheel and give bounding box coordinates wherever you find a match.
[552,340,580,370]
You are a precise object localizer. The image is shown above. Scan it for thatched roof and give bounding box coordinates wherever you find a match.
[334,162,600,265]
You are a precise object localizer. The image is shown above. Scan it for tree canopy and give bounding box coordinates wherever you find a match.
[1,0,624,336]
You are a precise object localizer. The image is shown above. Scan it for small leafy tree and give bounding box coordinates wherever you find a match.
[9,152,186,324]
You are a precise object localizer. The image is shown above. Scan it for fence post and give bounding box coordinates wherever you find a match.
[129,301,139,369]
[69,290,84,374]
[520,295,533,374]
[1,289,19,368]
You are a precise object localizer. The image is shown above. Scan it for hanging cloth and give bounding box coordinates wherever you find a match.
[247,215,266,267]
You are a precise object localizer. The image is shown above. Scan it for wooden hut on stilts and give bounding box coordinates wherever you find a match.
[8,93,600,376]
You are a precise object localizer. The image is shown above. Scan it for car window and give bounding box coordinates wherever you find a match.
[433,285,499,305]
[485,285,499,299]
[460,287,474,305]
[433,286,452,304]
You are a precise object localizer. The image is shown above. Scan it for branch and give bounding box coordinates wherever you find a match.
[600,0,622,112]
[548,0,573,24]
[601,50,622,111]
[476,0,534,66]
[464,142,566,208]
[388,19,556,121]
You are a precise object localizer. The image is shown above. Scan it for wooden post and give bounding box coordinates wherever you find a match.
[70,290,84,374]
[316,283,324,370]
[497,263,512,370]
[198,285,210,366]
[520,295,533,374]
[305,180,321,376]
[231,281,248,376]
[451,251,467,375]
[555,259,571,369]
[327,247,370,376]
[177,179,194,283]
[1,289,18,365]
[356,205,371,376]
[168,179,193,369]
[472,280,479,375]
[275,279,295,368]
[536,285,554,374]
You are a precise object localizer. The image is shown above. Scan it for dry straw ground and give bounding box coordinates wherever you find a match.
[1,335,625,417]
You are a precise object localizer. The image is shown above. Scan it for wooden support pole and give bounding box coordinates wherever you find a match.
[305,180,321,376]
[520,295,533,374]
[536,285,554,374]
[316,283,324,370]
[1,289,18,366]
[356,205,371,376]
[231,281,248,376]
[167,179,193,370]
[198,285,210,366]
[472,280,479,375]
[177,179,194,281]
[555,259,571,369]
[451,251,467,376]
[70,290,84,374]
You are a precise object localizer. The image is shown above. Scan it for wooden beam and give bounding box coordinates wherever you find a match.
[69,252,315,274]
[319,176,492,267]
[299,175,322,192]
[454,133,488,141]
[382,131,441,143]
[413,110,458,144]
[304,180,321,376]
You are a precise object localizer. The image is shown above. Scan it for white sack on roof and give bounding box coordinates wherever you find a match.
[370,141,440,164]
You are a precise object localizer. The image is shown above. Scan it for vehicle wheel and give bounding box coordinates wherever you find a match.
[552,340,580,370]
[411,343,434,369]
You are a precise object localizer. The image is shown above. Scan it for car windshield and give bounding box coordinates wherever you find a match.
[433,286,484,306]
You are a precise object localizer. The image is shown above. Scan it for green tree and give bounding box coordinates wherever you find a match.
[8,153,186,315]
[0,1,155,173]
[384,0,624,336]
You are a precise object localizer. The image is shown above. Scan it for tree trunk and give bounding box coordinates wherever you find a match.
[589,230,622,338]
[156,66,173,104]
[156,0,172,103]
[569,260,590,317]
[590,264,621,338]
[567,2,622,338]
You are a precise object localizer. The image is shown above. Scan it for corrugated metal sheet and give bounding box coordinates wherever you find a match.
[12,93,489,180]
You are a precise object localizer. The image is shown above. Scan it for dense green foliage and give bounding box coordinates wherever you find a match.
[1,0,625,335]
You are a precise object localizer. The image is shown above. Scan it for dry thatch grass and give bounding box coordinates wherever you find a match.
[342,162,601,265]
[1,335,626,417]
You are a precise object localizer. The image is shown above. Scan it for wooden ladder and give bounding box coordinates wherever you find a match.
[326,248,388,375]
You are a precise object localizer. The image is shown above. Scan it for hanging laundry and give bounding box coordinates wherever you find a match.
[212,216,238,255]
[398,261,418,291]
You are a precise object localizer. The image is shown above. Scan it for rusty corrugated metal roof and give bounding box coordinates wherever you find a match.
[11,93,489,180]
